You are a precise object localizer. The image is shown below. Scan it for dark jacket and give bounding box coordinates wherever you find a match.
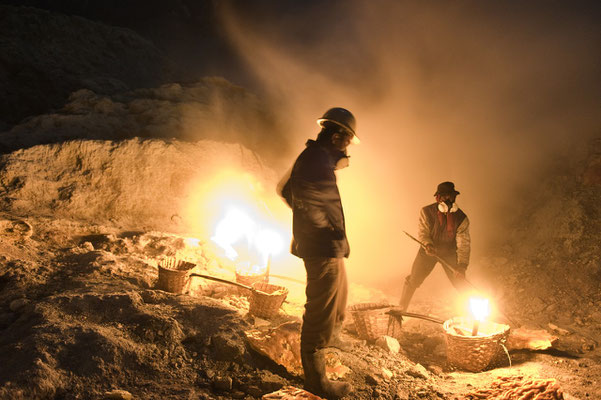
[418,202,470,265]
[281,140,350,259]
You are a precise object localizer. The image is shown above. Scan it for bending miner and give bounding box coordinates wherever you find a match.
[399,181,471,311]
[279,107,358,400]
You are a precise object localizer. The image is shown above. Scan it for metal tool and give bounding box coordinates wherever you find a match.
[403,230,476,289]
[386,308,444,324]
[403,231,519,327]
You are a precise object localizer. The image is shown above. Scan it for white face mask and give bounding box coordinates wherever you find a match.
[438,201,458,213]
[335,156,350,170]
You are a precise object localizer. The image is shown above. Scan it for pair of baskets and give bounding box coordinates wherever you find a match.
[349,303,403,341]
[443,317,511,372]
[156,259,288,318]
[248,282,289,319]
[156,258,196,294]
[350,303,510,372]
[189,273,289,319]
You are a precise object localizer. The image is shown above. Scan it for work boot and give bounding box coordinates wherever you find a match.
[301,349,352,400]
[327,324,353,351]
[399,280,417,312]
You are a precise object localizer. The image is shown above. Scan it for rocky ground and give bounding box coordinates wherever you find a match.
[1,3,600,399]
[0,205,600,399]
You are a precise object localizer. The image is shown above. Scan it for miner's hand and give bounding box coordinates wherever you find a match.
[455,263,467,279]
[424,243,436,256]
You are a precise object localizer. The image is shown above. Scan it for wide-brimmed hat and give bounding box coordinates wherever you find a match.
[434,181,460,196]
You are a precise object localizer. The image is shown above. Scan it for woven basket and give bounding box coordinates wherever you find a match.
[443,317,510,372]
[249,282,289,319]
[349,303,402,341]
[235,270,268,295]
[157,258,196,294]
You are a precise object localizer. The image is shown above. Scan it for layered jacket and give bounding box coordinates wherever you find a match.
[280,140,350,259]
[417,202,470,266]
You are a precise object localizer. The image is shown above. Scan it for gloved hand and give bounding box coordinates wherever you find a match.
[424,243,436,256]
[455,263,468,279]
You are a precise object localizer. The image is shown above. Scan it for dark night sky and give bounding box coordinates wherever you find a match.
[2,0,600,95]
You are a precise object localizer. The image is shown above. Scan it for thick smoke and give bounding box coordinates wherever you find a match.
[217,1,601,292]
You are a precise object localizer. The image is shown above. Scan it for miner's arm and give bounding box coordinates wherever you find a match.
[276,167,293,208]
[456,216,471,269]
[417,207,434,248]
[291,151,343,238]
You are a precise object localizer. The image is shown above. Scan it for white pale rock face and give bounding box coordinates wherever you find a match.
[375,335,400,354]
[381,367,394,379]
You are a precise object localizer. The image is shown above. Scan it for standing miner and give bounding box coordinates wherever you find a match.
[399,181,471,311]
[279,107,358,400]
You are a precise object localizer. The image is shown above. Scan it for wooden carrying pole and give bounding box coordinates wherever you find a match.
[189,273,268,293]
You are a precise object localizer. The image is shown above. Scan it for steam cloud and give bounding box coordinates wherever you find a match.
[217,0,601,292]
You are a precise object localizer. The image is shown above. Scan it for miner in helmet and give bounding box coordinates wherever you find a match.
[279,107,358,399]
[399,181,471,312]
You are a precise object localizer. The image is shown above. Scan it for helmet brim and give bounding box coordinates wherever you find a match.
[317,118,360,144]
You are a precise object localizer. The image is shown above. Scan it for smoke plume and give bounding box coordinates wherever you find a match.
[217,0,601,292]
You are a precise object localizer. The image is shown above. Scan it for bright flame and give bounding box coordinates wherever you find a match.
[183,168,293,273]
[255,228,284,258]
[469,297,490,321]
[212,207,256,260]
[211,205,285,267]
[236,260,268,276]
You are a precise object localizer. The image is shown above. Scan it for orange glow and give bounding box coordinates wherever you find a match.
[184,237,201,247]
[236,261,268,276]
[211,205,283,267]
[183,168,289,269]
[255,228,284,258]
[212,206,255,260]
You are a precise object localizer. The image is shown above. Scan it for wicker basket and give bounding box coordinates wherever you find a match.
[349,303,402,341]
[249,282,289,319]
[235,270,268,295]
[443,317,510,372]
[157,258,196,294]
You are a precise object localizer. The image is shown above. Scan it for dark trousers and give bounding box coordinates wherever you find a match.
[405,248,465,290]
[300,257,348,353]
